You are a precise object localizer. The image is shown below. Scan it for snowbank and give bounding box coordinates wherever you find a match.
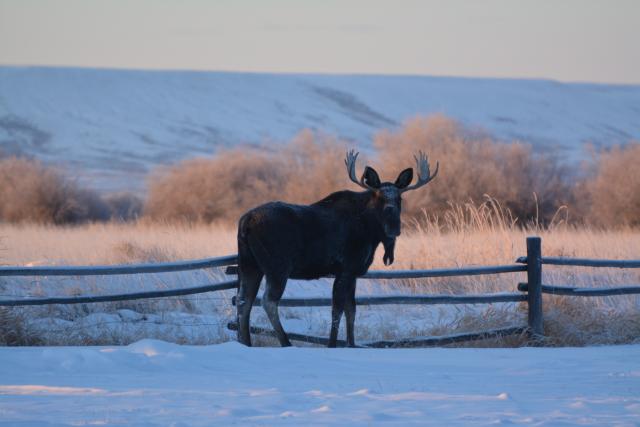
[1,340,638,425]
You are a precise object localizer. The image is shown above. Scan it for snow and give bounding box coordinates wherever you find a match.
[5,272,518,346]
[0,340,638,426]
[1,66,639,192]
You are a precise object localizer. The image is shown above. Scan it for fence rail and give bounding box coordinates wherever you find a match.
[0,280,238,307]
[517,256,640,269]
[360,264,527,279]
[2,236,639,348]
[517,283,640,297]
[224,264,527,278]
[226,322,528,348]
[0,255,238,276]
[363,326,528,349]
[231,292,527,307]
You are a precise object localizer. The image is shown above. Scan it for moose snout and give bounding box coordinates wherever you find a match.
[383,206,401,237]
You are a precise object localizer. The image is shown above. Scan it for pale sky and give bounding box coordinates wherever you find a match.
[0,0,638,84]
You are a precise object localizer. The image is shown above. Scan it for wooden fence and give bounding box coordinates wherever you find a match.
[1,237,639,348]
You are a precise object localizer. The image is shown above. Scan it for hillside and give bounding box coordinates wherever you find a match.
[1,66,639,192]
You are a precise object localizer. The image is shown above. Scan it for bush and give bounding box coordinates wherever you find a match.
[144,131,349,223]
[144,116,576,226]
[0,156,109,224]
[103,192,143,221]
[374,115,572,225]
[583,142,640,227]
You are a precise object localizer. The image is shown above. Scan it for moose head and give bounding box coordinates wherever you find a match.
[345,150,439,263]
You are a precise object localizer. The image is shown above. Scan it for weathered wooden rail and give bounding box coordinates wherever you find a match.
[0,280,239,307]
[231,292,527,307]
[0,255,239,307]
[225,322,528,348]
[0,255,238,277]
[1,237,639,348]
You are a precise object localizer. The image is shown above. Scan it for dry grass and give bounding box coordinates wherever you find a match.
[1,200,639,347]
[0,222,236,266]
[0,307,43,346]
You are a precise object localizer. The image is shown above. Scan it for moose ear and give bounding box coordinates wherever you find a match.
[394,168,413,189]
[362,166,381,189]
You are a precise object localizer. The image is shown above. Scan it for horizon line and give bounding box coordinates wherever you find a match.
[2,63,639,87]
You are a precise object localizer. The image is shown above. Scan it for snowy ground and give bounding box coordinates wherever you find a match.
[3,271,524,346]
[0,340,638,426]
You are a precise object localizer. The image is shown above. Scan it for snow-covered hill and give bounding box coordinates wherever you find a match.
[1,66,639,192]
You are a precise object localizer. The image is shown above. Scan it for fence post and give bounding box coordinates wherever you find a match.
[526,236,544,339]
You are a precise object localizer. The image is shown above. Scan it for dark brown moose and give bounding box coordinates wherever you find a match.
[236,150,438,347]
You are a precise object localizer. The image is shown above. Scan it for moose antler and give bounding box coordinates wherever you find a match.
[400,151,439,193]
[345,150,376,190]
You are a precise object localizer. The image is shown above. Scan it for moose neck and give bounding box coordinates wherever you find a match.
[312,189,392,245]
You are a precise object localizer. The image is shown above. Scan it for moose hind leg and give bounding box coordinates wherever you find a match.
[237,268,263,347]
[263,275,292,347]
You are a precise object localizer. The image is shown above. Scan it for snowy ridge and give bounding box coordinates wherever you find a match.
[1,66,639,192]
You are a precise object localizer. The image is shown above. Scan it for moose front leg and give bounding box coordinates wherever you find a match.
[343,276,357,347]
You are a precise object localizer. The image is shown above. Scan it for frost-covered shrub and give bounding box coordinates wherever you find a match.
[374,115,572,226]
[144,115,574,226]
[0,157,109,224]
[144,131,349,223]
[583,142,640,227]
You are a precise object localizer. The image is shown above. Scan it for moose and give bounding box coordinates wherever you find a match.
[236,150,438,347]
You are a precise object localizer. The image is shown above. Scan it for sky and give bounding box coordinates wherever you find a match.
[0,0,638,84]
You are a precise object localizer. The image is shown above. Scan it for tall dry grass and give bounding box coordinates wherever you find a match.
[1,199,638,347]
[0,221,235,266]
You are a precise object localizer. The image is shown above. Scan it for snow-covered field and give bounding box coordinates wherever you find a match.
[1,66,639,191]
[0,340,638,426]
